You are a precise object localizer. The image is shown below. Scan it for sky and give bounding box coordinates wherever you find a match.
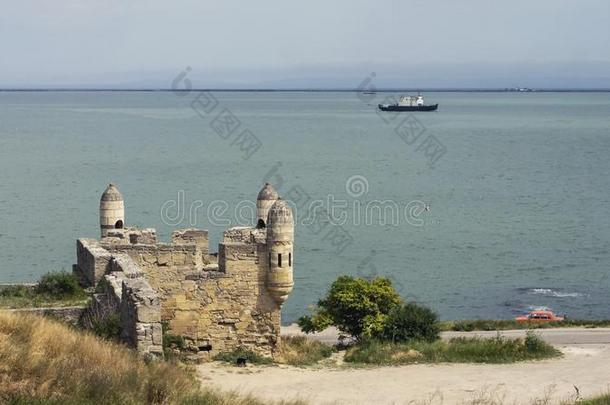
[1,0,610,88]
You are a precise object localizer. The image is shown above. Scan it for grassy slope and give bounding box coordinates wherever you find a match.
[0,312,303,405]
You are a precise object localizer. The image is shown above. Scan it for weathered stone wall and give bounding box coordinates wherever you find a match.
[120,278,163,357]
[76,245,163,358]
[75,239,112,286]
[123,233,280,360]
[103,243,212,274]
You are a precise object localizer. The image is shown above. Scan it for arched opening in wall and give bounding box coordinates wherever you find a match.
[115,220,123,229]
[198,343,212,352]
[257,219,266,228]
[289,253,292,267]
[278,253,282,267]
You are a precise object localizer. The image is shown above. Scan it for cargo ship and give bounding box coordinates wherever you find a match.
[378,94,438,112]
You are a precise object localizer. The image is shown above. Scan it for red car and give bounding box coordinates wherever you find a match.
[515,310,564,323]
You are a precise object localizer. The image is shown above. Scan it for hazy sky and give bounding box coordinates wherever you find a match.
[1,0,609,88]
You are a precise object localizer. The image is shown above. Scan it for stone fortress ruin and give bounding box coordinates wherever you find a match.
[74,183,294,360]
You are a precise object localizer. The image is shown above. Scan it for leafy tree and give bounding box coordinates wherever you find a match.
[298,276,401,340]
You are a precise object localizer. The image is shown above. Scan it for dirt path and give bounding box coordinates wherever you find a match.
[281,325,610,345]
[197,343,610,404]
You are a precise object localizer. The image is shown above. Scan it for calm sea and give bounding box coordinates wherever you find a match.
[1,91,609,322]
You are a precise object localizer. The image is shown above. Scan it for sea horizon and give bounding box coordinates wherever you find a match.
[2,88,610,92]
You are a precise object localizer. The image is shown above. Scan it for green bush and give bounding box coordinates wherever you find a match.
[344,334,561,365]
[0,285,30,298]
[450,320,476,331]
[1,274,88,309]
[449,319,523,331]
[163,333,186,351]
[91,314,121,341]
[36,272,84,299]
[381,302,440,343]
[524,330,551,354]
[298,276,401,341]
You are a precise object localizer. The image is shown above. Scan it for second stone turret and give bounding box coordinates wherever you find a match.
[266,197,294,305]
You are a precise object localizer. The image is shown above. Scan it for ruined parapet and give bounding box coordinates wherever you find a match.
[110,253,144,279]
[171,228,210,266]
[103,227,158,245]
[104,243,209,271]
[218,227,261,275]
[222,226,266,245]
[218,242,258,271]
[98,227,212,271]
[103,273,125,307]
[74,239,112,287]
[171,228,209,254]
[94,272,124,314]
[120,277,163,357]
[223,226,257,244]
[100,184,125,238]
[128,228,157,245]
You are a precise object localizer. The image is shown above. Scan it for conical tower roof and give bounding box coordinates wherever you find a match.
[101,183,123,202]
[267,198,293,223]
[257,183,279,201]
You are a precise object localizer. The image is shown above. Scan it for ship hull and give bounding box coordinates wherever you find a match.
[378,104,438,112]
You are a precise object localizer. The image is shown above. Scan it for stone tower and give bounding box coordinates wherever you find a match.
[266,198,294,304]
[99,183,125,237]
[256,183,279,228]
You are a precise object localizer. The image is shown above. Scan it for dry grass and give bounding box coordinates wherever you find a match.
[276,336,334,366]
[0,312,304,405]
[0,311,195,403]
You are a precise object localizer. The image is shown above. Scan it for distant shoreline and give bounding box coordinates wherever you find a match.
[1,88,610,93]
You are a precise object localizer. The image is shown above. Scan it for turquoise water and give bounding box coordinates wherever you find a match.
[1,91,609,322]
